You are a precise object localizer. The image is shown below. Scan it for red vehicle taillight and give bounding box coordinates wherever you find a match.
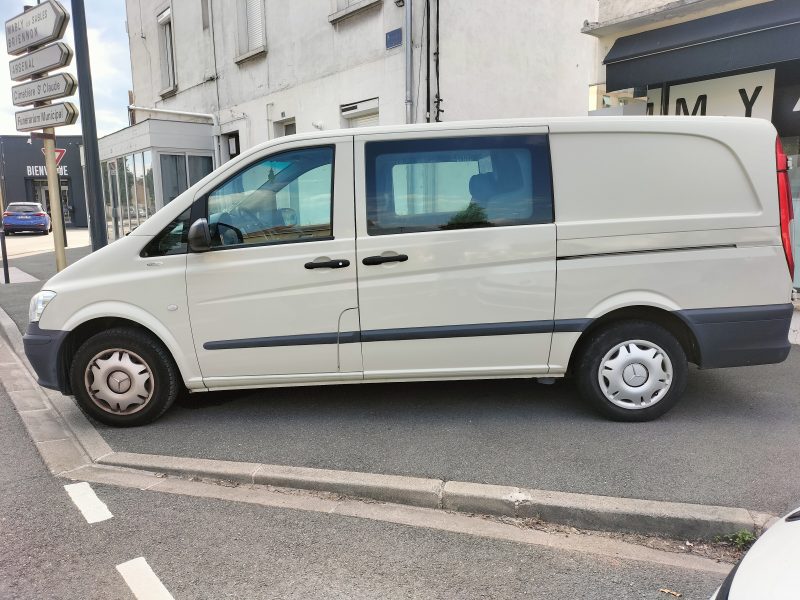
[33,212,46,217]
[2,212,9,217]
[776,137,795,279]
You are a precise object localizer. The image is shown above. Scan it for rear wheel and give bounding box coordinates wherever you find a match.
[70,327,180,426]
[575,320,687,421]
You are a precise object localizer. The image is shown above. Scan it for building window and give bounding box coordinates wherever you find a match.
[157,8,176,94]
[341,98,379,128]
[201,0,210,30]
[236,0,265,60]
[274,120,296,137]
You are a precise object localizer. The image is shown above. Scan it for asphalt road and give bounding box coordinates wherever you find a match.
[0,385,725,599]
[97,347,800,516]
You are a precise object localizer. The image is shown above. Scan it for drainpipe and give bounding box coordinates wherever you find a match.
[405,0,413,124]
[128,105,221,168]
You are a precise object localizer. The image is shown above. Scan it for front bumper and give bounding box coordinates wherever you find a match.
[677,303,794,369]
[23,322,69,392]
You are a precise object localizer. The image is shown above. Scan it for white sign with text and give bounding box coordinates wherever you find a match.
[648,70,775,118]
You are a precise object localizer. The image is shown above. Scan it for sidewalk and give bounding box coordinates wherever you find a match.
[0,229,92,333]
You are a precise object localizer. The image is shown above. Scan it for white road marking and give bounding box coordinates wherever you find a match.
[0,267,39,283]
[63,482,113,524]
[116,557,175,600]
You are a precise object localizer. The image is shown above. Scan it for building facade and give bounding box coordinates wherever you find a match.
[583,0,800,287]
[99,0,599,240]
[0,135,88,228]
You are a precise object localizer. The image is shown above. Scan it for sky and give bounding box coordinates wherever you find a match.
[1,0,133,137]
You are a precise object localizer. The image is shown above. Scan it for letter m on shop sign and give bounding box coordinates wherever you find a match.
[41,147,66,166]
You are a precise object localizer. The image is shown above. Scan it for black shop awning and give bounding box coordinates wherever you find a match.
[604,0,800,92]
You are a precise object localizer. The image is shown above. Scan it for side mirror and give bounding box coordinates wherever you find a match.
[187,218,212,253]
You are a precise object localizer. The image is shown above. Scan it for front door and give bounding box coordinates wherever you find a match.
[186,137,361,387]
[354,127,557,380]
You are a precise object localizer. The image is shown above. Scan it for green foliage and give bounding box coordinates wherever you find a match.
[715,530,757,551]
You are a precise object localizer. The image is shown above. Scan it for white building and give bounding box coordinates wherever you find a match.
[99,0,598,240]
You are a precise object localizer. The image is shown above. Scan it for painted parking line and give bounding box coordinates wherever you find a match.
[0,266,39,283]
[117,557,175,600]
[63,482,113,524]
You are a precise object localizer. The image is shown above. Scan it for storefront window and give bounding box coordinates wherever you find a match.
[107,160,121,240]
[143,151,156,215]
[125,154,138,229]
[116,157,130,234]
[188,155,214,186]
[101,161,113,241]
[160,153,188,205]
[134,153,147,220]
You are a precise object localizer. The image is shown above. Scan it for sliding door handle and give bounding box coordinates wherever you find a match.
[362,254,409,266]
[305,259,351,269]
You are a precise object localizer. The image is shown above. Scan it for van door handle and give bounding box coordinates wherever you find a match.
[305,259,351,269]
[362,254,409,266]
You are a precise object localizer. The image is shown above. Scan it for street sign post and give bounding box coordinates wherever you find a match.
[6,0,75,272]
[9,42,72,82]
[12,72,77,106]
[5,0,70,55]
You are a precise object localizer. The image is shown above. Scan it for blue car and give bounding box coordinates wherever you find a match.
[2,202,51,234]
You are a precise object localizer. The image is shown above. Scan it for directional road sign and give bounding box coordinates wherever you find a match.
[5,0,70,56]
[8,42,73,81]
[15,102,78,132]
[12,72,77,107]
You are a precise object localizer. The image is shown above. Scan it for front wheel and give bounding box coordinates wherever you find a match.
[70,327,180,426]
[575,320,688,422]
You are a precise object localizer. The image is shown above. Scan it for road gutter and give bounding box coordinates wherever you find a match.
[0,304,780,543]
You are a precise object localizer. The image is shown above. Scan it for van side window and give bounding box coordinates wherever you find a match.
[205,146,334,249]
[140,209,191,257]
[365,135,553,235]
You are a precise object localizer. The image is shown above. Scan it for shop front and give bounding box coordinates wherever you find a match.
[591,0,800,288]
[0,135,87,228]
[98,119,215,240]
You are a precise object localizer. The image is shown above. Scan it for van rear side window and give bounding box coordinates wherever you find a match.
[365,135,553,235]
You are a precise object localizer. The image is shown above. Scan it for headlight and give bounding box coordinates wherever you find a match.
[29,290,56,323]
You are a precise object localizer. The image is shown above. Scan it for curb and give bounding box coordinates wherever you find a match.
[0,303,780,540]
[96,451,775,539]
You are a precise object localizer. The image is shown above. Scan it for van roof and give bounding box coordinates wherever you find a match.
[245,115,775,156]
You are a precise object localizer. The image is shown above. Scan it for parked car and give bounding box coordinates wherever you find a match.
[2,202,51,234]
[23,117,795,426]
[711,506,800,599]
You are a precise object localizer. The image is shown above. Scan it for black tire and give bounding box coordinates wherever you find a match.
[70,327,180,426]
[575,320,688,422]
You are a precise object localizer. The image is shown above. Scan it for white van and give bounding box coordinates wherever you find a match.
[24,117,795,426]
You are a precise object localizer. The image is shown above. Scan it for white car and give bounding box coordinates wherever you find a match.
[711,507,800,599]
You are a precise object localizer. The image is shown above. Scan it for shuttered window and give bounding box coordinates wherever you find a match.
[349,113,379,128]
[245,0,264,52]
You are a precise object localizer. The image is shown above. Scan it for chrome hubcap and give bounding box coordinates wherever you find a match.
[598,340,673,410]
[84,349,154,415]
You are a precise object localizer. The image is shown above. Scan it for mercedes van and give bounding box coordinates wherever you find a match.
[23,117,795,426]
